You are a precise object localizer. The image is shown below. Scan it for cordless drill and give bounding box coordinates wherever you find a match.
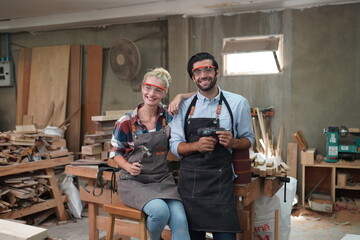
[197,127,225,159]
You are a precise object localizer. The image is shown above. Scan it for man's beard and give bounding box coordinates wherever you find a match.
[196,76,217,92]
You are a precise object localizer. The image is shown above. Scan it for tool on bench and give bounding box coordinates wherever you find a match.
[323,126,360,162]
[279,175,290,202]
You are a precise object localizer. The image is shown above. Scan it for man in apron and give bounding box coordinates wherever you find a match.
[170,52,255,240]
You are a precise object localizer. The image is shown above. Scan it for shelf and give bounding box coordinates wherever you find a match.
[0,195,67,219]
[302,159,360,207]
[0,155,74,221]
[0,156,74,177]
[335,185,360,190]
[302,159,360,168]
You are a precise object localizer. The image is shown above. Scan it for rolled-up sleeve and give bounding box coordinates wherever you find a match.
[169,101,188,158]
[236,98,255,145]
[109,116,129,159]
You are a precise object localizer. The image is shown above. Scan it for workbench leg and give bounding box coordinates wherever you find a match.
[243,202,254,240]
[106,213,115,240]
[44,168,67,221]
[88,202,100,240]
[236,196,254,240]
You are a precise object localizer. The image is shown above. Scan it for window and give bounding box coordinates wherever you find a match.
[222,35,283,76]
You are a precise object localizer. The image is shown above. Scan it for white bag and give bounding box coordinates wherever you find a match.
[275,177,297,240]
[61,175,83,218]
[254,177,297,240]
[254,194,282,240]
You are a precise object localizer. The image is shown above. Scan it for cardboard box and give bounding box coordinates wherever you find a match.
[309,193,333,213]
[337,173,348,187]
[301,148,316,165]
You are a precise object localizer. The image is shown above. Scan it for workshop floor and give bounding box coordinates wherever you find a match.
[43,207,360,240]
[289,207,360,240]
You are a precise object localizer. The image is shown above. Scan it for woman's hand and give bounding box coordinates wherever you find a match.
[128,162,143,176]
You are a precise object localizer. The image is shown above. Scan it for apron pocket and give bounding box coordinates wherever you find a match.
[180,168,222,199]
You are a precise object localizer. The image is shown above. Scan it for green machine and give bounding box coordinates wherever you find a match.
[324,126,360,162]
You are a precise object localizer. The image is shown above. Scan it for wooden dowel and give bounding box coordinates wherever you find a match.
[274,209,279,240]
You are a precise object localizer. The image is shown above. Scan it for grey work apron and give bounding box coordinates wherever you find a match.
[117,123,181,210]
[178,93,241,232]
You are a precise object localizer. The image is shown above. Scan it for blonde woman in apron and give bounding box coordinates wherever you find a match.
[110,68,191,240]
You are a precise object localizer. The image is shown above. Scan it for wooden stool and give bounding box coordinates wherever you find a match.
[103,202,147,240]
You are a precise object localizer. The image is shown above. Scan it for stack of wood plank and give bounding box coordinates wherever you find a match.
[80,110,131,161]
[0,125,72,165]
[0,174,51,214]
[252,155,289,177]
[251,107,282,157]
[251,107,289,177]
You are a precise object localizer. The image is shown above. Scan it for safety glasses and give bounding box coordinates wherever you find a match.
[143,83,166,95]
[192,65,216,76]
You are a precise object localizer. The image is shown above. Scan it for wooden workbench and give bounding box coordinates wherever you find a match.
[65,164,283,240]
[234,177,283,240]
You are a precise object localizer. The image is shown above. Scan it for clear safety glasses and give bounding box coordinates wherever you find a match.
[143,83,166,95]
[192,65,216,76]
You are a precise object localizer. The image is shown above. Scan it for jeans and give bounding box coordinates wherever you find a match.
[142,199,190,240]
[189,230,236,240]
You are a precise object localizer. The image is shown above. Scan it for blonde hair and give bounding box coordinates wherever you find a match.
[142,67,171,92]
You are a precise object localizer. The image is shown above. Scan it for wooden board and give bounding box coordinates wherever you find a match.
[105,110,132,117]
[233,177,261,206]
[286,142,298,178]
[292,130,308,151]
[80,187,119,204]
[16,48,32,125]
[65,45,83,155]
[0,197,65,219]
[82,143,102,155]
[91,115,121,121]
[65,165,118,181]
[0,219,48,240]
[27,45,70,128]
[0,156,73,177]
[82,45,103,138]
[263,177,283,197]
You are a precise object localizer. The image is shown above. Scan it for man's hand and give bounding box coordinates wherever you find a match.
[195,136,217,153]
[167,92,196,116]
[216,130,252,150]
[167,94,182,116]
[128,162,143,176]
[216,130,235,148]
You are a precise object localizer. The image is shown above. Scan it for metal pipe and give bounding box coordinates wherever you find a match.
[5,32,10,61]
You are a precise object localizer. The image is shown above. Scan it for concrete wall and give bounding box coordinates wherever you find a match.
[186,3,360,166]
[0,20,167,131]
[0,3,359,183]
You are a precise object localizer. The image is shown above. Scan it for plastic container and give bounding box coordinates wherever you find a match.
[308,193,333,213]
